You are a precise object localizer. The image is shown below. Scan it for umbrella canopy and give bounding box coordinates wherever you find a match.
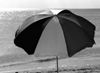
[14,9,96,58]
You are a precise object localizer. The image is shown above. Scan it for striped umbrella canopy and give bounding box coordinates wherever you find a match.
[14,9,96,59]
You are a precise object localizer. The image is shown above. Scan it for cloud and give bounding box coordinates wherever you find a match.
[0,0,100,9]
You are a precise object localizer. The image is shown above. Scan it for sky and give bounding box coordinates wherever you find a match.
[0,0,100,10]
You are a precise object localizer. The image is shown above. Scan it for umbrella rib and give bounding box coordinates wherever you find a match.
[59,16,95,42]
[58,15,81,26]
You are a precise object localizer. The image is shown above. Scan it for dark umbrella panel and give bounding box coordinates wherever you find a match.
[14,15,53,55]
[14,9,96,57]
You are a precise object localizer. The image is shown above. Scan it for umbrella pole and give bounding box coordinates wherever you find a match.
[56,56,59,73]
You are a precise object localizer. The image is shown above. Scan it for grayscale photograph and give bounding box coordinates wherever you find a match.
[0,0,100,73]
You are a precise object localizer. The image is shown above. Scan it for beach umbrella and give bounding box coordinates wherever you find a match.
[14,9,96,72]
